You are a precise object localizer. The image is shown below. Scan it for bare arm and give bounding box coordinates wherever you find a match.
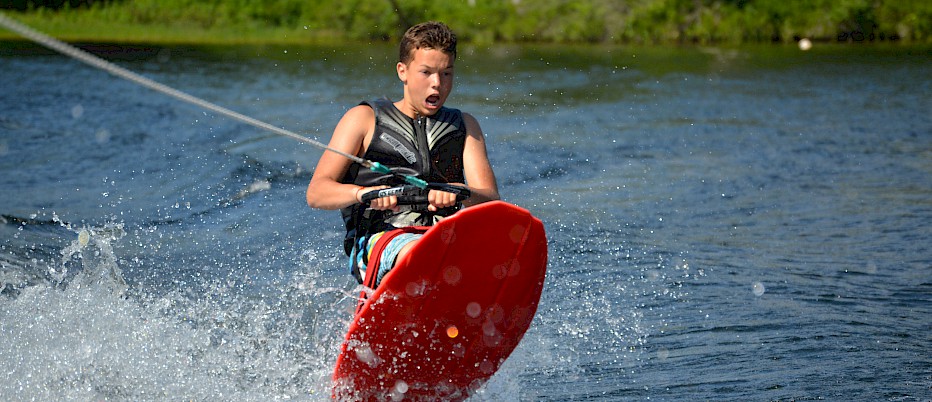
[459,112,500,206]
[306,105,375,210]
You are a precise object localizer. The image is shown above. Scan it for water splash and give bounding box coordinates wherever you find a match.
[0,223,352,401]
[55,222,127,295]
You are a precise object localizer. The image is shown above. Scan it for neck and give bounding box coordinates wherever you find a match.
[394,99,417,119]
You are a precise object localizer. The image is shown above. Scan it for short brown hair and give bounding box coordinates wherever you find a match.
[399,21,457,65]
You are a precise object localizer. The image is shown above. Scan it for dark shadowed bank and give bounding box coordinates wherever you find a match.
[2,0,931,45]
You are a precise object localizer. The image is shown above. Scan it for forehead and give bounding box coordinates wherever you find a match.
[407,47,455,68]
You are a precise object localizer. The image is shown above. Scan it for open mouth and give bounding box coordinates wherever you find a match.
[426,94,441,107]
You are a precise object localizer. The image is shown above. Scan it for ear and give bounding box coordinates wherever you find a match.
[396,61,407,84]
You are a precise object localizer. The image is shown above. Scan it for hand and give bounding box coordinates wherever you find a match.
[359,185,400,212]
[427,185,464,212]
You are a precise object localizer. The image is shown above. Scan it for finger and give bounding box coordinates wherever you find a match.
[370,194,388,210]
[442,190,457,206]
[374,195,398,211]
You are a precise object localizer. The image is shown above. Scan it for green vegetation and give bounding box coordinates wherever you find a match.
[2,0,930,45]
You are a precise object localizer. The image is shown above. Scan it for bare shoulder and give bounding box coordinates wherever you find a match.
[461,112,485,138]
[331,104,376,146]
[340,104,376,127]
[461,111,479,125]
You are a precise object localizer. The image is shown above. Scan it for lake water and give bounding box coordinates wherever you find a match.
[1,39,930,400]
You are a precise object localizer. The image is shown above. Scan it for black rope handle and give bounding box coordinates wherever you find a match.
[360,184,471,205]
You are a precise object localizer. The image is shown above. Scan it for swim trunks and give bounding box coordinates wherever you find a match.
[351,231,423,287]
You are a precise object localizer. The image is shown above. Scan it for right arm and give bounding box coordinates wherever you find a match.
[306,105,371,210]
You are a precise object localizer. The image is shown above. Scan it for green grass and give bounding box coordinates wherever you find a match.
[2,0,930,45]
[0,12,345,45]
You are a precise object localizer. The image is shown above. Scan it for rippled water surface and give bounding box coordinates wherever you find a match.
[1,40,930,400]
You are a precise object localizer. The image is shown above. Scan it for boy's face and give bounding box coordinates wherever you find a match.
[397,47,455,117]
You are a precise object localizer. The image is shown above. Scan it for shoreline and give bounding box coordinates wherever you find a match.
[0,10,921,48]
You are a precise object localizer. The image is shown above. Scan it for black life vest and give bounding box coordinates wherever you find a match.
[340,98,467,256]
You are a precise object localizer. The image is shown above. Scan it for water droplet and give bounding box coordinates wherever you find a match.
[405,281,425,296]
[509,224,525,243]
[487,304,504,323]
[752,281,765,297]
[478,360,495,374]
[443,265,461,285]
[78,229,90,247]
[466,302,481,318]
[353,344,378,367]
[482,320,496,336]
[492,264,507,279]
[95,129,110,143]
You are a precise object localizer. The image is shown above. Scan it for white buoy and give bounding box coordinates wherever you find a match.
[798,38,813,51]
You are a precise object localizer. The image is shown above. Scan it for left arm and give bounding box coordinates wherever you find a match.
[427,112,500,210]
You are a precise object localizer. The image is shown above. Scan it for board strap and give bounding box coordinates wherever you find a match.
[357,226,429,312]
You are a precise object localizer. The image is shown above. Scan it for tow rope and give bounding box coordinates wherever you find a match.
[0,12,430,189]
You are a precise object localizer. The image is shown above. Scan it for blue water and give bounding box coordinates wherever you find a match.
[1,40,930,400]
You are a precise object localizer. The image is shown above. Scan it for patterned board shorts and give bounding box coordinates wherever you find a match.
[351,231,423,287]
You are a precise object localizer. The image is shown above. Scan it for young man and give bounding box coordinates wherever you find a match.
[306,21,499,286]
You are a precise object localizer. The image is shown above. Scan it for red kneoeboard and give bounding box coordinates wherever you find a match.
[332,201,548,401]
